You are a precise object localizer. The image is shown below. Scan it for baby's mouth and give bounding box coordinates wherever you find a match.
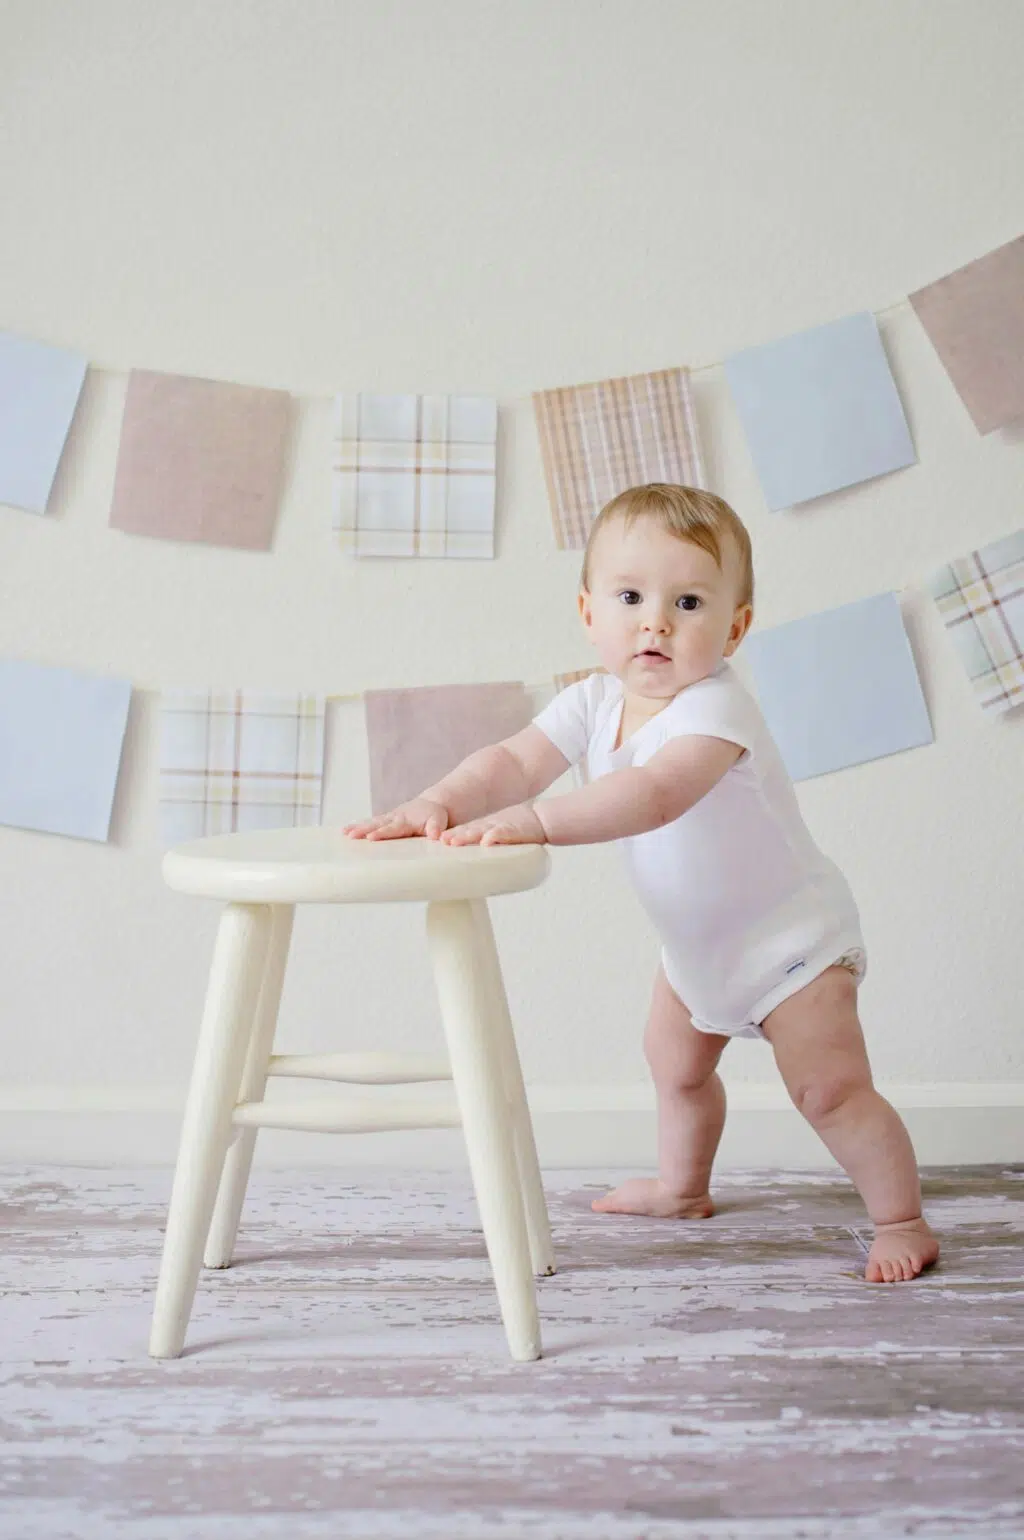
[636,648,670,662]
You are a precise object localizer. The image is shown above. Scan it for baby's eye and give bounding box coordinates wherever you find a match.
[617,590,642,606]
[676,595,702,612]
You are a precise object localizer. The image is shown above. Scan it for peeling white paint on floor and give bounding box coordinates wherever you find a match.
[1,1165,1022,1538]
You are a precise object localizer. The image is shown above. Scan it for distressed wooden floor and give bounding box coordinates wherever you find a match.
[1,1165,1022,1539]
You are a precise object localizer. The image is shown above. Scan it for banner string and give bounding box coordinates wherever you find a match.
[686,299,913,378]
[58,300,919,400]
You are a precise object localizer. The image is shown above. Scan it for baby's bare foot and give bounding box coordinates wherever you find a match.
[865,1216,939,1283]
[591,1178,714,1219]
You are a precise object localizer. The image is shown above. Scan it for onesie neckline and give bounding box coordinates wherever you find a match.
[607,663,732,759]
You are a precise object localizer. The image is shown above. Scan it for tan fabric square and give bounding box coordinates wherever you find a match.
[909,236,1024,433]
[364,682,532,814]
[110,371,291,548]
[533,367,705,549]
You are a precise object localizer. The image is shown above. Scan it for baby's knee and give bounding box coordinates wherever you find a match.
[644,1034,719,1094]
[790,1072,869,1126]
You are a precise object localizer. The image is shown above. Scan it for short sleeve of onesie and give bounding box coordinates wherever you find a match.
[532,675,608,766]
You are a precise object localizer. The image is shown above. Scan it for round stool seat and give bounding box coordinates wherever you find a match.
[162,826,550,905]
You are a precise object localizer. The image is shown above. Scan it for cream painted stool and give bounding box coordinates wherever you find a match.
[149,827,554,1363]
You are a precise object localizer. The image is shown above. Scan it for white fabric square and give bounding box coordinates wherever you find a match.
[160,690,325,843]
[332,391,497,558]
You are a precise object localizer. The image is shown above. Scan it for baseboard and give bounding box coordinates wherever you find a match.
[1,1082,1021,1168]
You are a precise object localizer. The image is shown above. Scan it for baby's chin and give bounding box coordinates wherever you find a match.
[619,658,718,695]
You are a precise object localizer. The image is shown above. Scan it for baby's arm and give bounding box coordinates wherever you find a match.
[344,726,570,840]
[442,734,743,847]
[538,735,742,843]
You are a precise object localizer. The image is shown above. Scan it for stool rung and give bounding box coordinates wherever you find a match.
[267,1052,452,1084]
[232,1092,461,1135]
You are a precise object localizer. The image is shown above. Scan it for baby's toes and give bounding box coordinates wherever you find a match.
[865,1250,897,1283]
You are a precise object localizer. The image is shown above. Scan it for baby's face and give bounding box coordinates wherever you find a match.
[579,516,753,698]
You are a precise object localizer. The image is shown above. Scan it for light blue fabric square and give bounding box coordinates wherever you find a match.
[745,592,933,781]
[0,660,132,839]
[724,312,916,511]
[0,332,89,514]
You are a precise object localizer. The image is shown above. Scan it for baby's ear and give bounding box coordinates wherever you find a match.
[577,588,592,627]
[725,603,754,656]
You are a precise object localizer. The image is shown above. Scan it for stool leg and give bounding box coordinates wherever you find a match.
[471,900,556,1278]
[149,902,273,1360]
[204,904,295,1269]
[426,898,541,1363]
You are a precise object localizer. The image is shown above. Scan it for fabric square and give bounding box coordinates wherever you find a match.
[745,592,933,780]
[532,368,705,550]
[0,332,88,514]
[927,528,1024,714]
[364,683,532,814]
[0,659,131,840]
[910,235,1024,433]
[110,371,291,549]
[724,312,916,511]
[160,691,325,843]
[332,393,497,559]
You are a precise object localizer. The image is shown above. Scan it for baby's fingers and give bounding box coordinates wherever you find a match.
[342,818,379,838]
[441,824,483,846]
[365,815,414,841]
[480,825,518,846]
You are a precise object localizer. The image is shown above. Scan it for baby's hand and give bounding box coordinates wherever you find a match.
[343,797,450,841]
[440,803,547,848]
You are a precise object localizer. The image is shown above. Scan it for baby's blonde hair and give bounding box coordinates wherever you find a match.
[581,483,754,610]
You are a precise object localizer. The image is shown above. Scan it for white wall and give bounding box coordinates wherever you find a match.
[1,0,1022,1167]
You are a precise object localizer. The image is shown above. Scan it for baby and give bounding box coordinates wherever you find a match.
[345,483,939,1284]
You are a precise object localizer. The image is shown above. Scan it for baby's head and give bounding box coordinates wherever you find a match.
[578,483,754,698]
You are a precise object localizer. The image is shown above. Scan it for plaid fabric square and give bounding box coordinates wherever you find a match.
[332,393,497,558]
[160,691,326,843]
[928,529,1024,715]
[532,368,705,549]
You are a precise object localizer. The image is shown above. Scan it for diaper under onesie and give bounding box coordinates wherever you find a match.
[533,663,866,1041]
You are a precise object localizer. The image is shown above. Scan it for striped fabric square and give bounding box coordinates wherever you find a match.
[532,368,705,550]
[332,393,497,558]
[160,691,326,843]
[928,529,1024,715]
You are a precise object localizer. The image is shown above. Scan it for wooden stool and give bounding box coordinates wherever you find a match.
[149,827,554,1363]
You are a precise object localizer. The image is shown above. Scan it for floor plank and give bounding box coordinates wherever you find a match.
[1,1166,1022,1538]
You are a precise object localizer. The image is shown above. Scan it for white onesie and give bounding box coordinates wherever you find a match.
[533,663,865,1040]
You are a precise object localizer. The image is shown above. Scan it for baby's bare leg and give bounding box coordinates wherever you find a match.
[592,968,730,1218]
[762,966,939,1283]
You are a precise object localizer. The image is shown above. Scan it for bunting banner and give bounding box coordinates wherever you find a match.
[2,234,1023,843]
